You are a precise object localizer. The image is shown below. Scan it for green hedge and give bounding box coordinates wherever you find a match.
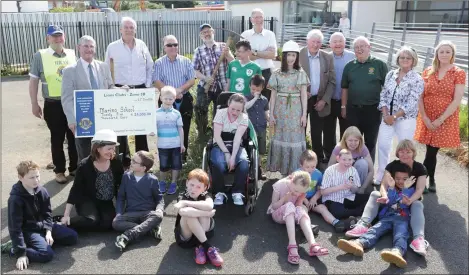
[460,104,468,141]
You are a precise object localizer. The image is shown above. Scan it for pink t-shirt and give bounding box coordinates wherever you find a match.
[332,144,369,160]
[267,177,305,214]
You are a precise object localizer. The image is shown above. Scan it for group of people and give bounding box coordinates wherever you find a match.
[3,6,466,271]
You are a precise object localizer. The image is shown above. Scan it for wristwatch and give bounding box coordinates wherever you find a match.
[341,105,346,109]
[253,50,258,56]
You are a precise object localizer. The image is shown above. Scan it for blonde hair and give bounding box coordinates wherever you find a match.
[17,160,40,177]
[291,170,311,188]
[429,40,456,75]
[340,126,364,152]
[299,149,317,165]
[338,148,352,157]
[160,86,176,97]
[395,139,417,159]
[396,46,419,68]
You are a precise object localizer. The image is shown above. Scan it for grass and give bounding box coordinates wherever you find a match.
[442,104,468,168]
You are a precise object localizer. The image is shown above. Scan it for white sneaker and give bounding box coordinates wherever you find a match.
[372,179,381,186]
[232,193,245,206]
[214,192,227,205]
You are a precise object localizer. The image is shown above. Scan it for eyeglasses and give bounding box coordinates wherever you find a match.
[399,56,413,60]
[131,159,141,165]
[165,43,178,48]
[200,30,213,35]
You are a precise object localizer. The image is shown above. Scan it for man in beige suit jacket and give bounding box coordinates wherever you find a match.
[61,35,114,162]
[299,29,336,165]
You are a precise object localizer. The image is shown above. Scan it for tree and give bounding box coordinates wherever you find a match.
[151,1,198,8]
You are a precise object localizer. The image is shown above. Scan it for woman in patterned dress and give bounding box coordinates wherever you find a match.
[267,41,309,175]
[414,40,466,192]
[375,46,424,185]
[58,129,124,231]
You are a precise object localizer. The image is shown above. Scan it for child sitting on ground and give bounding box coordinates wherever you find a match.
[1,161,78,271]
[156,86,185,195]
[298,150,357,233]
[320,149,369,220]
[113,151,164,251]
[245,74,269,180]
[337,162,416,268]
[267,170,328,265]
[174,169,224,267]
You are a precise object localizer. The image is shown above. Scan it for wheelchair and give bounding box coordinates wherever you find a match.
[201,92,259,216]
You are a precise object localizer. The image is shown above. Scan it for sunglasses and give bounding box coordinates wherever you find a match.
[165,43,178,48]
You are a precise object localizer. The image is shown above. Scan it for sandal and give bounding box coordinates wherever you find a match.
[309,243,329,256]
[287,244,300,264]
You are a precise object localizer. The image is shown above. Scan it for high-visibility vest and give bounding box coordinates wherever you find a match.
[39,49,76,97]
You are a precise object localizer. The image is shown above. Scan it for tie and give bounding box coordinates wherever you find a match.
[88,64,98,89]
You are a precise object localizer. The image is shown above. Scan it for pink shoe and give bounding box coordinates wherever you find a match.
[195,246,206,264]
[410,237,429,257]
[345,224,369,238]
[207,247,224,267]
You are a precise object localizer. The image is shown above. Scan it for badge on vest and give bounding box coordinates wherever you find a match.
[368,67,375,75]
[56,65,66,77]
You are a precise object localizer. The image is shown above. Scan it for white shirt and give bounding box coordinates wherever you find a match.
[241,28,277,70]
[308,51,321,96]
[339,18,351,38]
[105,38,154,87]
[320,164,361,204]
[80,58,98,87]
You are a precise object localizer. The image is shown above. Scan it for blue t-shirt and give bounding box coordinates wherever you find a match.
[296,168,323,199]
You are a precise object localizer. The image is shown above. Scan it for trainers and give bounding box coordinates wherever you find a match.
[55,173,67,184]
[207,247,224,267]
[333,220,347,233]
[1,240,12,254]
[381,248,407,268]
[195,246,206,265]
[410,236,429,256]
[159,181,167,193]
[345,223,369,238]
[167,182,177,195]
[337,239,364,257]
[46,162,55,170]
[115,234,129,251]
[213,192,227,205]
[232,193,245,206]
[151,226,162,240]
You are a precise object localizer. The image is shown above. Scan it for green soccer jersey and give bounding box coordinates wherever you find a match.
[227,60,262,96]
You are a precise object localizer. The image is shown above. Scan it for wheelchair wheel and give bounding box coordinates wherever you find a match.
[244,196,255,216]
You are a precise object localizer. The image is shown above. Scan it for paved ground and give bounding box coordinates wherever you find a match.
[1,78,468,274]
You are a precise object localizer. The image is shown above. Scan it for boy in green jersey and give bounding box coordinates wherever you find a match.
[226,40,262,96]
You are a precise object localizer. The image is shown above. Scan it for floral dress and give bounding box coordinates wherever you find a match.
[414,66,466,148]
[267,68,309,175]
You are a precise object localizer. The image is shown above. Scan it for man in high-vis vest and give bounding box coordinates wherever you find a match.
[29,25,78,184]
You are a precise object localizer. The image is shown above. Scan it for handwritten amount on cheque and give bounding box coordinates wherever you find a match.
[99,106,151,119]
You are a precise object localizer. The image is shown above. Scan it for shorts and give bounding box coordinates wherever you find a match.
[256,128,267,155]
[158,147,182,172]
[174,217,215,249]
[271,202,309,225]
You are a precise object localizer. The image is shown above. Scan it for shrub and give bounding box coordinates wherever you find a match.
[460,104,468,141]
[50,7,74,12]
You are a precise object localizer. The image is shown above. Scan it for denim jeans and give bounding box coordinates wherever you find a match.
[358,215,409,255]
[14,223,78,263]
[210,146,249,194]
[112,210,163,241]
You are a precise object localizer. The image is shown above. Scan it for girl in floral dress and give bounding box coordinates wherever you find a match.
[267,40,309,175]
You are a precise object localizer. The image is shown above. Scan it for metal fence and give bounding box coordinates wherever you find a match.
[1,16,277,75]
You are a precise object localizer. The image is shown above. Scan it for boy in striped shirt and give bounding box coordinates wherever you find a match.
[156,86,185,195]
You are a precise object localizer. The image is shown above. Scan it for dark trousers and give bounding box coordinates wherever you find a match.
[330,99,349,141]
[112,210,163,241]
[307,96,336,161]
[325,193,370,219]
[194,85,221,137]
[261,69,272,101]
[43,100,78,174]
[347,104,382,163]
[115,84,149,157]
[75,137,92,163]
[423,145,440,179]
[158,92,193,152]
[70,200,115,232]
[18,223,77,263]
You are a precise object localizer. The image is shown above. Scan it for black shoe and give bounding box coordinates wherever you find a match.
[52,215,63,223]
[69,169,77,177]
[115,234,129,251]
[312,224,320,236]
[333,220,346,233]
[344,216,359,231]
[428,178,436,193]
[151,226,162,240]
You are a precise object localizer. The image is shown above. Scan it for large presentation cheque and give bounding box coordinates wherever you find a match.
[74,88,156,137]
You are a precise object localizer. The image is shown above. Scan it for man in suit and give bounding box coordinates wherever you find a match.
[299,29,336,166]
[61,35,114,161]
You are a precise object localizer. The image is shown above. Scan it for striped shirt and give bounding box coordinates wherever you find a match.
[152,55,195,94]
[193,42,229,92]
[155,107,183,149]
[320,164,361,204]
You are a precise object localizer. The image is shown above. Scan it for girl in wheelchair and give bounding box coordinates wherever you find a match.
[211,93,250,206]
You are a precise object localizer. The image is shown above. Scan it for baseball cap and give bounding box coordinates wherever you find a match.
[47,25,64,36]
[199,23,212,31]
